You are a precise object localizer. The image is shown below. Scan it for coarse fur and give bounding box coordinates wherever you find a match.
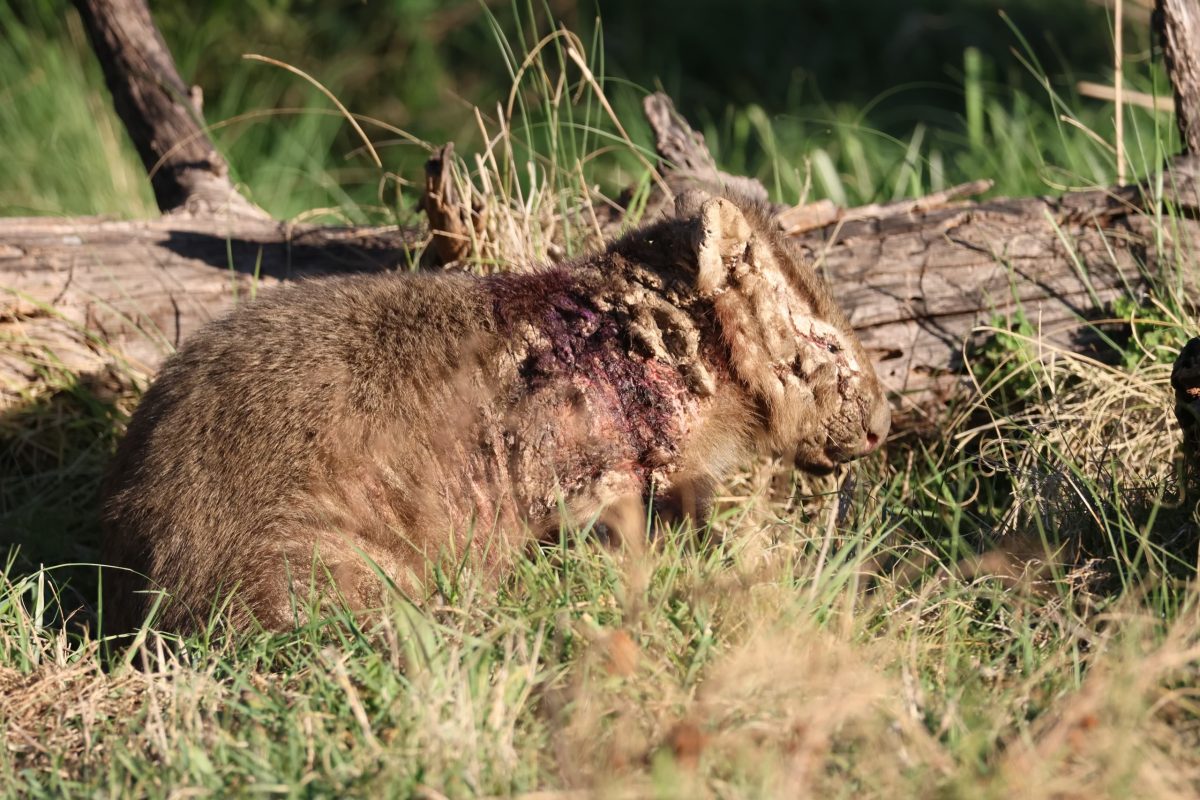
[101,190,890,634]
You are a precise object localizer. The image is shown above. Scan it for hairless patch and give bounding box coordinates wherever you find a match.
[490,270,697,485]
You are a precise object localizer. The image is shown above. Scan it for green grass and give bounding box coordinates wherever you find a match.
[0,0,1176,217]
[5,0,1200,797]
[4,420,1200,795]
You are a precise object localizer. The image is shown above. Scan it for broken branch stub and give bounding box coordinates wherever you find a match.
[641,93,774,205]
[420,143,486,266]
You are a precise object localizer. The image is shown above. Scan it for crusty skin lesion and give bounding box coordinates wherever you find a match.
[101,190,891,634]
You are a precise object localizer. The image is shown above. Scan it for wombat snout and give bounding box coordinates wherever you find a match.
[857,396,892,456]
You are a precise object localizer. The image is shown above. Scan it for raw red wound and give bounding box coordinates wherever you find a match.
[490,269,698,488]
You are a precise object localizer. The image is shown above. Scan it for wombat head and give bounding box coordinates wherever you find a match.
[678,190,891,473]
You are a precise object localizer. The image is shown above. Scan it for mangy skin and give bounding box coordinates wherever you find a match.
[101,191,891,634]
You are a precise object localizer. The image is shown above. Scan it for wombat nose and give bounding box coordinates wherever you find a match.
[858,399,892,456]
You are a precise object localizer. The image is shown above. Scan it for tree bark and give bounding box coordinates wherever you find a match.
[0,216,415,397]
[71,0,265,217]
[1159,0,1200,154]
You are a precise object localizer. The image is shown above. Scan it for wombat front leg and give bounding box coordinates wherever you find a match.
[591,494,651,549]
[544,469,649,550]
[652,475,716,532]
[244,535,424,629]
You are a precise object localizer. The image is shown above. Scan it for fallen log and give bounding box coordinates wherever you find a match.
[0,137,1177,418]
[0,215,417,392]
[640,91,1187,420]
[2,0,1199,427]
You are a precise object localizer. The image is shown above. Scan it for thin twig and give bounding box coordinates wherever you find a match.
[1077,81,1171,112]
[1115,0,1126,184]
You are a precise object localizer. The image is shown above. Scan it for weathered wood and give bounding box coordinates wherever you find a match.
[802,185,1162,418]
[642,93,774,206]
[420,143,486,266]
[0,177,1183,418]
[0,216,416,398]
[1159,0,1200,154]
[71,0,264,217]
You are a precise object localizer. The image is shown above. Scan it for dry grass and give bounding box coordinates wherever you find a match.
[5,15,1200,800]
[5,461,1200,797]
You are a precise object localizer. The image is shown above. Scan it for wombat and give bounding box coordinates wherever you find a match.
[101,190,891,634]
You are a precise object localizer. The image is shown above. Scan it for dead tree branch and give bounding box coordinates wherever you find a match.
[71,0,266,217]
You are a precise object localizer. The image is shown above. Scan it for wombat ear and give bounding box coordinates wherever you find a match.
[693,197,751,294]
[673,189,709,220]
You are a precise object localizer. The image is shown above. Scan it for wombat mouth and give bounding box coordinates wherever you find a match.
[794,451,839,476]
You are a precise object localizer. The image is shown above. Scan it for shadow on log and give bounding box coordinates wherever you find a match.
[0,216,419,391]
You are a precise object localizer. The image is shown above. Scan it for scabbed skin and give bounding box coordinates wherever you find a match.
[101,191,890,634]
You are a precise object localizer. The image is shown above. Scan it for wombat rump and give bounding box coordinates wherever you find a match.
[102,190,890,633]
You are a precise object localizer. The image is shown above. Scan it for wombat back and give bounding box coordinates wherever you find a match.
[102,273,497,632]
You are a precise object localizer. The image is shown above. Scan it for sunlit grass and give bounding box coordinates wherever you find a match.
[4,0,1200,797]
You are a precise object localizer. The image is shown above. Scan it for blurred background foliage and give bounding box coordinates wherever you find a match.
[0,0,1172,219]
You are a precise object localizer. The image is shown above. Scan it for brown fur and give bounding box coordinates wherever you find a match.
[101,190,890,634]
